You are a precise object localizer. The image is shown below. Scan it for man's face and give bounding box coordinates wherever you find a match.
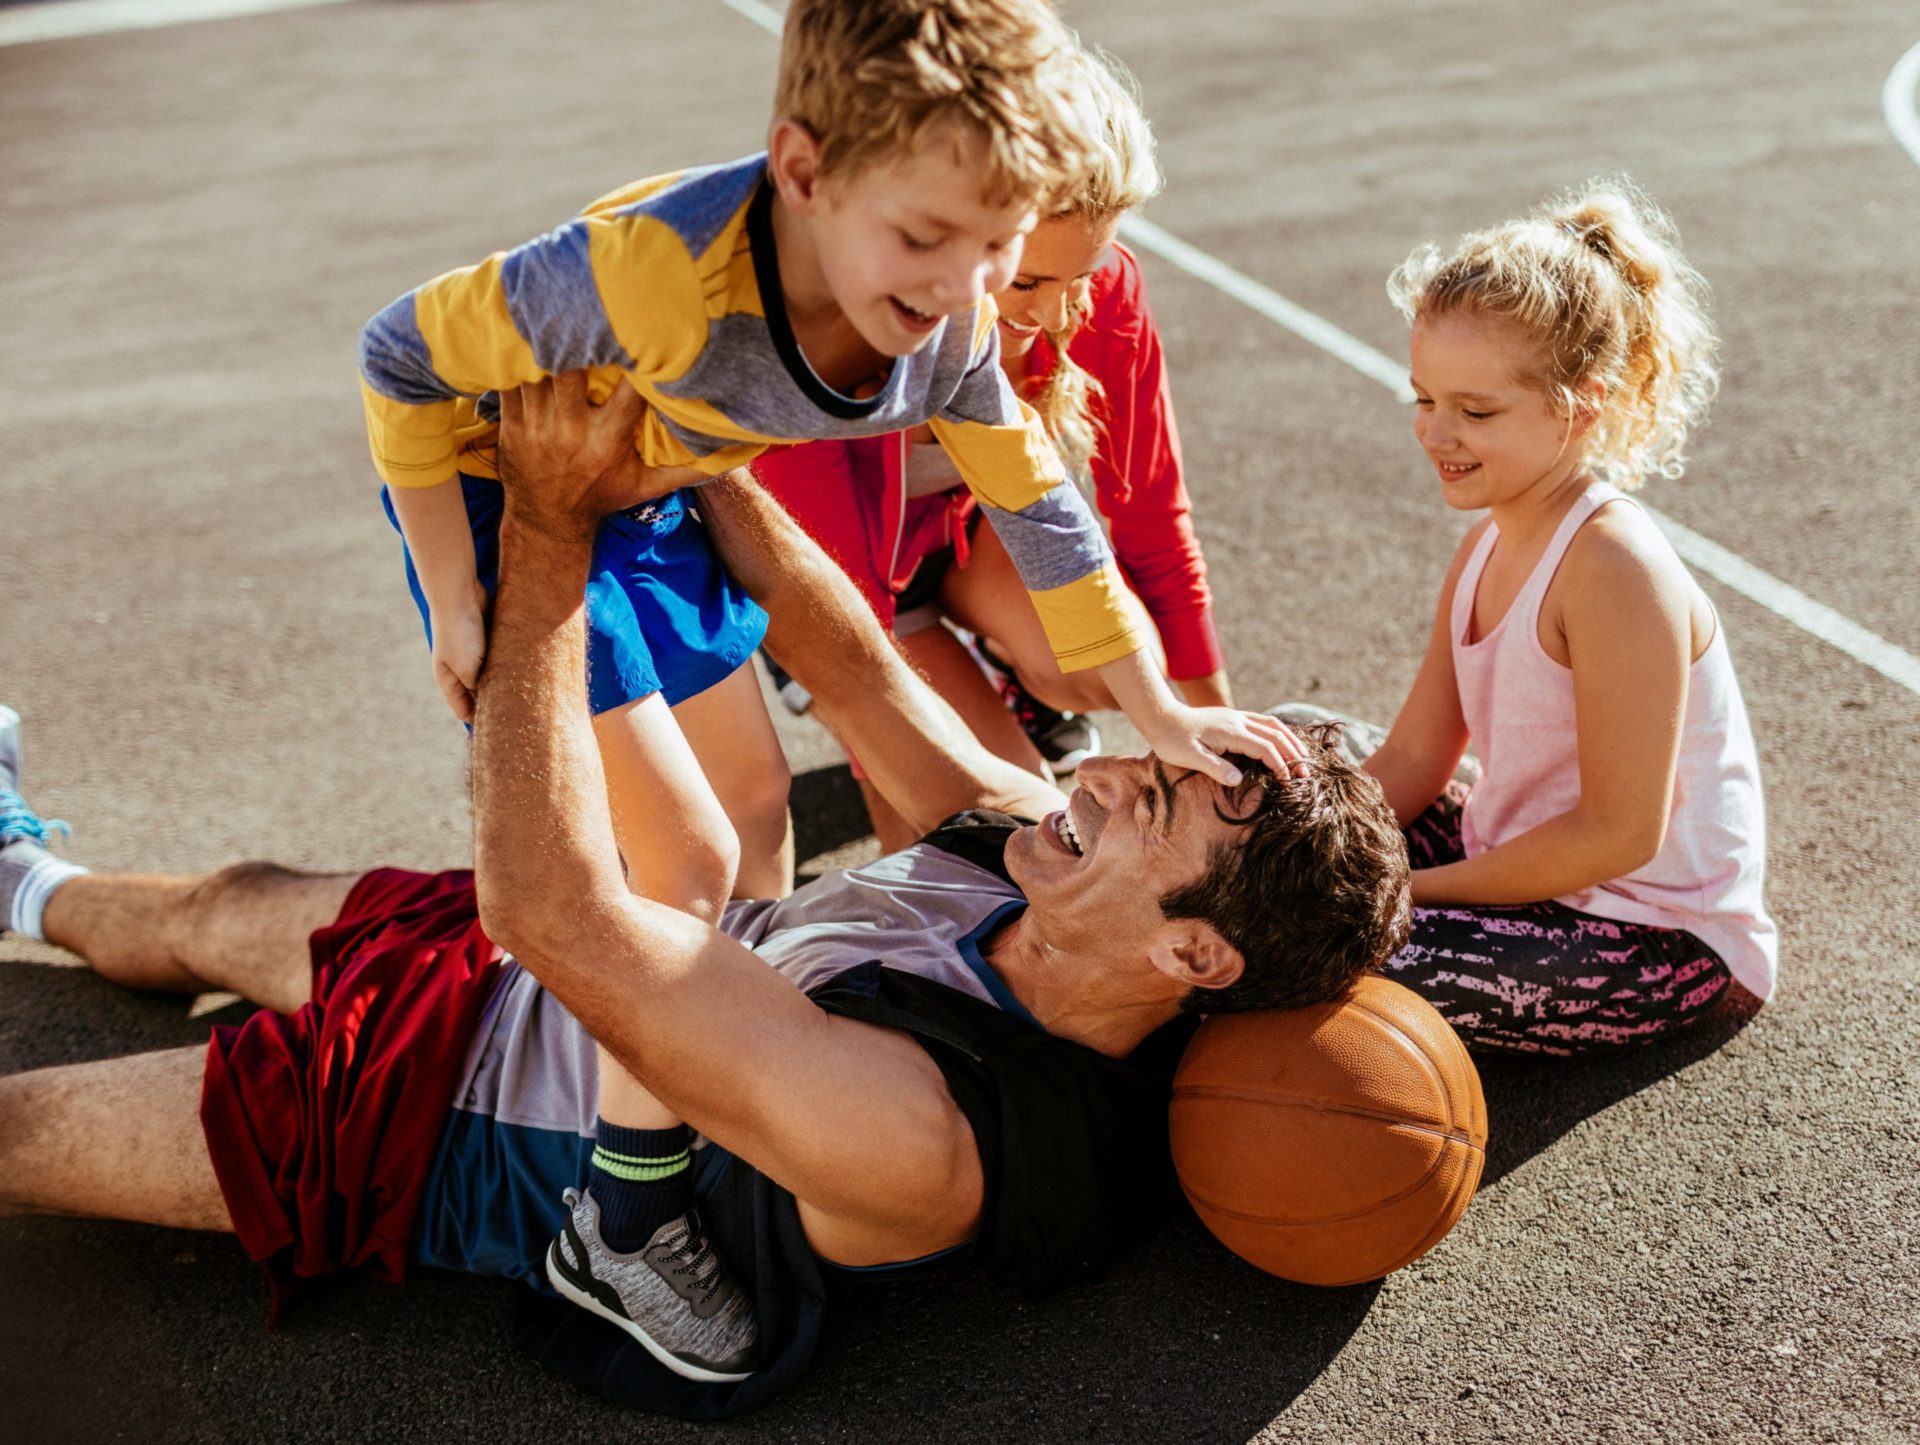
[808,123,1040,358]
[1007,753,1262,948]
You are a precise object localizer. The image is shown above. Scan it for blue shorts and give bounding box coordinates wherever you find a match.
[382,477,768,713]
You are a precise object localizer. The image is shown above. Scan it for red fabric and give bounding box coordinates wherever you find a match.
[199,868,502,1317]
[751,243,1224,680]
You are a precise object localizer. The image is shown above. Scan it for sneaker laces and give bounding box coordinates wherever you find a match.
[654,1217,727,1310]
[0,790,68,848]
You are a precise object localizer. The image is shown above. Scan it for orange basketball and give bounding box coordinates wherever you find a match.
[1170,975,1487,1286]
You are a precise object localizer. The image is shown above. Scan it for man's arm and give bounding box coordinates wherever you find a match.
[473,378,984,1265]
[696,472,1067,833]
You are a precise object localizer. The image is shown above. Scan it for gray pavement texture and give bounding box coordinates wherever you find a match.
[2,0,1918,1440]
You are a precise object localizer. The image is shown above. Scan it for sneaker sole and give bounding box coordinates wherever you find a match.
[544,1240,755,1385]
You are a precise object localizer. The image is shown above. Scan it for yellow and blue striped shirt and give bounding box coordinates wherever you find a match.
[359,154,1143,672]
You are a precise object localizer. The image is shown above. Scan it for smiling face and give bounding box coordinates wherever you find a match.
[1409,310,1595,513]
[992,209,1119,360]
[788,120,1041,360]
[1007,751,1261,958]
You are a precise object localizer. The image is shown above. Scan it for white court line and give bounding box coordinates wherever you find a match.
[715,0,786,33]
[0,0,349,47]
[710,0,1920,700]
[1885,40,1920,171]
[1118,215,1416,401]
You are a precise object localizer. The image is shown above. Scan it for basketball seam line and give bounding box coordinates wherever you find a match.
[1349,994,1481,1136]
[1180,1135,1484,1227]
[1171,1086,1484,1144]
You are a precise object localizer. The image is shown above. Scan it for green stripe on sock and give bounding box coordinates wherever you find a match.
[591,1146,691,1183]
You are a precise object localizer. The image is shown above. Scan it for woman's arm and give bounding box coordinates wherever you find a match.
[1407,507,1692,907]
[1087,251,1228,689]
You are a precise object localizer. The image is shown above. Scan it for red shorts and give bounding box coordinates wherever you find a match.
[198,868,502,1314]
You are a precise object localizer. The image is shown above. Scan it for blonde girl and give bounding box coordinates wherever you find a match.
[1302,179,1776,1055]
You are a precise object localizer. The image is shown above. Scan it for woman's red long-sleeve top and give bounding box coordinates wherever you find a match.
[751,242,1224,680]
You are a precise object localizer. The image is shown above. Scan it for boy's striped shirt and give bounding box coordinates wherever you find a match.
[359,153,1144,672]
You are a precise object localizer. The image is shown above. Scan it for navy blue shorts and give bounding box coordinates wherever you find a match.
[382,477,768,713]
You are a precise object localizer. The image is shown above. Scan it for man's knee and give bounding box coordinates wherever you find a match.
[181,860,304,933]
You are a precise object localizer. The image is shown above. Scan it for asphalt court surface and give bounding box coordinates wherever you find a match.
[2,0,1917,1439]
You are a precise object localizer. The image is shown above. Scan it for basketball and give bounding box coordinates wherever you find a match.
[1170,975,1487,1286]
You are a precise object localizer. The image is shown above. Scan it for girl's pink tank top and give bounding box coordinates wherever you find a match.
[1450,481,1778,999]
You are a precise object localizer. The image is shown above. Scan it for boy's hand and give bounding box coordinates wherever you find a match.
[1138,703,1313,789]
[430,581,489,723]
[496,372,701,541]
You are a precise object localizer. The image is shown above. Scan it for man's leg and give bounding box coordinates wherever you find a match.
[0,1046,228,1229]
[39,864,358,1015]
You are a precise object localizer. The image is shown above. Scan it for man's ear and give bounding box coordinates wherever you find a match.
[1146,919,1244,998]
[767,118,827,213]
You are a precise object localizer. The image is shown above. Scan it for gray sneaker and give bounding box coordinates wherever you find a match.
[546,1187,759,1383]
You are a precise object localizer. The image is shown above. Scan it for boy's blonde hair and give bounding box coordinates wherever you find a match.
[775,0,1100,208]
[1387,178,1720,488]
[1025,48,1162,477]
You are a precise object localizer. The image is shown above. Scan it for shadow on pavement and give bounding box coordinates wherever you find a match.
[1474,986,1763,1188]
[789,761,875,873]
[764,1223,1381,1442]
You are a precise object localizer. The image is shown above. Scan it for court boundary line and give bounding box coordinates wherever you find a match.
[1885,40,1920,171]
[0,0,350,47]
[716,0,1920,700]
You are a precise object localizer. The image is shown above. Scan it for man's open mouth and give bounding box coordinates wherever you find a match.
[1053,809,1084,856]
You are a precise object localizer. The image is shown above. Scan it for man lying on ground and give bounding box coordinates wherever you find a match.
[0,378,1411,1418]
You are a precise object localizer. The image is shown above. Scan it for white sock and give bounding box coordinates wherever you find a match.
[10,855,88,941]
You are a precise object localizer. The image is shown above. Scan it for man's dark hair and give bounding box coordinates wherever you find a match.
[1162,722,1412,1014]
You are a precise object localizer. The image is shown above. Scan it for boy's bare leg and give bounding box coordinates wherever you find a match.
[40,865,359,1015]
[0,1046,229,1229]
[565,690,758,1377]
[590,693,733,1132]
[673,661,795,900]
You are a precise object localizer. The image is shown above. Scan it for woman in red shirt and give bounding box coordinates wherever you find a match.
[754,53,1232,848]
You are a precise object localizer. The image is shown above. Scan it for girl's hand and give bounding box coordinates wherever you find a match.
[1139,702,1312,788]
[430,583,489,723]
